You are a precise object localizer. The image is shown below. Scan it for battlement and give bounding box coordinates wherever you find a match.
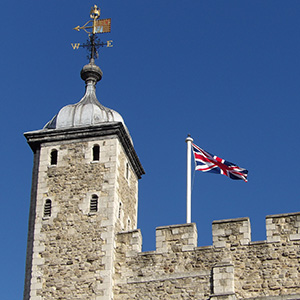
[212,217,251,248]
[266,212,300,243]
[115,211,300,300]
[156,223,197,253]
[117,211,300,255]
[116,229,142,257]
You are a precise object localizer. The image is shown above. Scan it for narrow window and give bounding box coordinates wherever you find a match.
[90,194,98,213]
[126,162,129,180]
[118,202,122,219]
[44,199,52,217]
[93,145,100,161]
[50,149,58,165]
[127,218,131,230]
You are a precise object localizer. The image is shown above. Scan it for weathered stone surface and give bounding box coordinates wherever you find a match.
[24,124,300,300]
[114,213,300,300]
[24,130,139,300]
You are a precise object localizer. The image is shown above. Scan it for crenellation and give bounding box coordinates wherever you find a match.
[266,212,300,243]
[113,212,300,299]
[155,223,198,253]
[116,229,142,257]
[213,217,251,247]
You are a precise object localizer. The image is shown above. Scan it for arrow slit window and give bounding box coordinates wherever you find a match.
[93,145,100,161]
[126,162,130,181]
[50,149,58,165]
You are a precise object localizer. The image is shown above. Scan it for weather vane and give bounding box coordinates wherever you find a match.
[71,4,113,61]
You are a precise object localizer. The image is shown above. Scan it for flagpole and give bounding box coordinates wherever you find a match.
[185,134,193,223]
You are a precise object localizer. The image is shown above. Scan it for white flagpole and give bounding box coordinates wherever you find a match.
[185,135,193,223]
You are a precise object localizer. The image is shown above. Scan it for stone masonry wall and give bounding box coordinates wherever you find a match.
[27,136,137,300]
[115,145,138,232]
[114,212,300,300]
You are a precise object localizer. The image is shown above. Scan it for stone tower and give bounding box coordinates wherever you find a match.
[23,59,144,300]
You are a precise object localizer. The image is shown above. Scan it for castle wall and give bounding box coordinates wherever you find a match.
[23,123,299,300]
[114,212,300,300]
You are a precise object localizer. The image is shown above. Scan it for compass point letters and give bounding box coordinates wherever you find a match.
[71,43,80,50]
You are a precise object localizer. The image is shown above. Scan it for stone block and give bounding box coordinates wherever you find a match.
[172,228,179,234]
[182,244,195,251]
[290,233,300,241]
[267,235,281,243]
[156,236,165,242]
[30,296,42,300]
[31,283,43,290]
[213,229,225,236]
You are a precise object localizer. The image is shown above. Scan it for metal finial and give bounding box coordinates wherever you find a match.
[90,5,101,20]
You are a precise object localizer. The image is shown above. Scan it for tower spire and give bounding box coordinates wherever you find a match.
[43,5,127,131]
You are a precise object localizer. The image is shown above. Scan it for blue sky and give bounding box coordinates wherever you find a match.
[1,1,300,299]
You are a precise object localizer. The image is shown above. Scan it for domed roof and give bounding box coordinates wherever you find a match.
[44,60,125,130]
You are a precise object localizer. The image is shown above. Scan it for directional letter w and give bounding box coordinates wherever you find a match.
[71,43,80,50]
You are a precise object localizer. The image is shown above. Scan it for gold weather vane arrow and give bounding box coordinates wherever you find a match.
[71,5,113,60]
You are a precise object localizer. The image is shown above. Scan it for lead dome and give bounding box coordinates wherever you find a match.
[44,59,125,130]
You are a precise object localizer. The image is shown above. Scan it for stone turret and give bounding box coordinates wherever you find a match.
[23,59,144,300]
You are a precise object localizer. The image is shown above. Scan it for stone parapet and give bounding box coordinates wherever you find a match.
[212,217,251,248]
[266,212,300,243]
[116,229,142,257]
[156,223,197,253]
[114,212,300,299]
[116,212,300,257]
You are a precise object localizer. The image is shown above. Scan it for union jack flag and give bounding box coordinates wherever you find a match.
[192,143,248,182]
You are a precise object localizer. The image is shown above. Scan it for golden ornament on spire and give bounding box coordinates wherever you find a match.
[73,4,111,34]
[90,5,101,19]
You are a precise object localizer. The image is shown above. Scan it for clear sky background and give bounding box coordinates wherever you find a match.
[1,1,300,299]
